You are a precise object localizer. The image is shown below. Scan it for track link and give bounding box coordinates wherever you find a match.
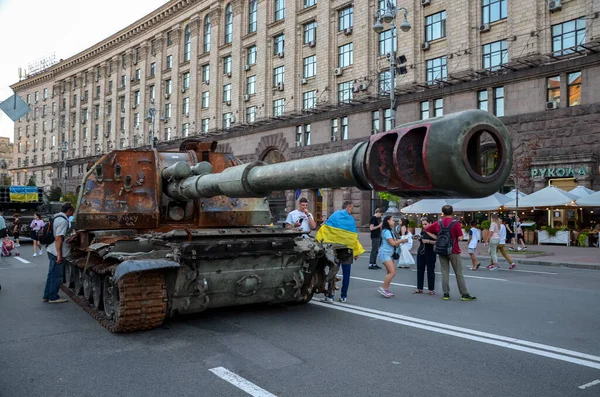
[61,270,167,333]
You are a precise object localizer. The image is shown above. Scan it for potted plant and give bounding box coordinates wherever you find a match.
[522,222,537,245]
[480,220,491,242]
[577,230,590,247]
[408,219,417,235]
[539,225,570,246]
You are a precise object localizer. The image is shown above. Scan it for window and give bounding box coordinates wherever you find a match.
[482,0,507,25]
[223,84,232,102]
[120,75,126,88]
[478,90,488,111]
[121,54,127,69]
[247,45,257,65]
[201,118,210,133]
[183,97,190,115]
[166,55,173,69]
[135,69,141,81]
[223,56,232,75]
[338,81,353,103]
[274,0,285,21]
[133,113,140,128]
[94,104,100,118]
[273,98,285,116]
[338,43,353,68]
[547,75,560,104]
[96,85,101,98]
[425,11,446,42]
[150,62,156,77]
[183,72,190,89]
[165,103,172,118]
[164,127,172,141]
[246,106,257,123]
[184,25,192,61]
[420,101,430,120]
[204,16,211,53]
[182,123,190,137]
[84,90,89,101]
[223,112,234,128]
[151,40,156,56]
[94,123,100,138]
[224,4,233,44]
[296,124,311,145]
[134,91,140,105]
[303,56,316,78]
[165,79,172,95]
[120,117,125,132]
[107,120,111,134]
[426,56,447,83]
[42,105,47,117]
[304,0,316,8]
[202,64,210,83]
[304,21,316,44]
[167,31,173,46]
[303,90,316,109]
[493,87,504,116]
[433,98,443,117]
[248,0,257,34]
[482,40,508,71]
[338,6,353,31]
[108,81,113,93]
[43,88,48,99]
[120,138,126,149]
[246,75,256,95]
[26,94,30,105]
[202,91,210,108]
[552,18,586,56]
[568,71,581,107]
[341,116,349,140]
[331,118,338,140]
[379,29,397,56]
[273,34,285,55]
[273,66,285,87]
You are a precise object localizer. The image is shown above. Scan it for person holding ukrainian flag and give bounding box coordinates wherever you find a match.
[315,200,365,303]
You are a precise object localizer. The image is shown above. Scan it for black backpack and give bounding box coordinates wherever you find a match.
[434,219,458,256]
[38,215,68,245]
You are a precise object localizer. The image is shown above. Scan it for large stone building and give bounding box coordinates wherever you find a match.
[9,0,600,226]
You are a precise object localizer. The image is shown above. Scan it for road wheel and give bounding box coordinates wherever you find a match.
[91,273,103,310]
[103,276,120,322]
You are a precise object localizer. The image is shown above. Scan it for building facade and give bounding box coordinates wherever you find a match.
[9,0,600,226]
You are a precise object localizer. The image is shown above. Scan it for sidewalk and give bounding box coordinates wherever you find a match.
[357,232,600,270]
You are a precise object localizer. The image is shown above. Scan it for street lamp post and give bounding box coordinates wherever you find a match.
[373,1,411,129]
[145,107,159,149]
[62,140,68,195]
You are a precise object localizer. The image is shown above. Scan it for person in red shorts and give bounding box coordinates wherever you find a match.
[425,205,476,301]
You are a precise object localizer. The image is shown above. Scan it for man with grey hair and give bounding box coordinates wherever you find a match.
[42,202,75,304]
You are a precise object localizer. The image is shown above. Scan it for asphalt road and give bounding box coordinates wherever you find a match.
[1,243,599,397]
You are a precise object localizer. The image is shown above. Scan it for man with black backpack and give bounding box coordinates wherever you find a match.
[42,203,75,304]
[425,205,476,301]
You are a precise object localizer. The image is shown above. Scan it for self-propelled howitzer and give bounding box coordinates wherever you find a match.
[63,109,512,332]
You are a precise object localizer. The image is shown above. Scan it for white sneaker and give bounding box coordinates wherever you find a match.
[33,253,37,257]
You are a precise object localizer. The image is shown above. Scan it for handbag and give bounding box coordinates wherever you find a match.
[392,251,400,260]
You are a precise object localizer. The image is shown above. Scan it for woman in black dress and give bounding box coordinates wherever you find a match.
[414,216,437,295]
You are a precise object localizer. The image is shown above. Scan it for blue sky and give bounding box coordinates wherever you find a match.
[0,0,169,142]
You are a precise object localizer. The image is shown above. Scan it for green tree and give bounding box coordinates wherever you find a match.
[47,186,62,201]
[27,176,37,186]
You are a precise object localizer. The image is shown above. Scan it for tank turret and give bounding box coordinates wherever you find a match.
[62,110,512,332]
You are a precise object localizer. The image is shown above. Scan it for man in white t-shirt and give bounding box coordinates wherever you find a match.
[285,197,316,237]
[43,203,75,304]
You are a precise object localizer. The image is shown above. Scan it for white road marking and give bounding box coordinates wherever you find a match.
[578,379,600,390]
[209,366,277,397]
[409,269,507,281]
[310,301,600,370]
[351,276,416,288]
[506,269,558,275]
[14,257,31,264]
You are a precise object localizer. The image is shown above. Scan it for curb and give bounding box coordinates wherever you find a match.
[361,249,600,270]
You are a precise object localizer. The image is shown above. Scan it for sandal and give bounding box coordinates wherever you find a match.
[428,290,435,295]
[476,263,481,270]
[413,289,423,294]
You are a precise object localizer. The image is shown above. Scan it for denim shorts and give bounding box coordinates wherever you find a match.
[378,252,394,263]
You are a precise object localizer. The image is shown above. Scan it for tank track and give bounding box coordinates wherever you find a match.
[61,269,167,333]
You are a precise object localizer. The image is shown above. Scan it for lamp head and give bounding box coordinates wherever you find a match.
[373,18,384,33]
[382,9,394,24]
[399,18,412,32]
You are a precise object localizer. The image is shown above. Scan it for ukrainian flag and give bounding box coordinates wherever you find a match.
[315,209,365,256]
[9,186,38,203]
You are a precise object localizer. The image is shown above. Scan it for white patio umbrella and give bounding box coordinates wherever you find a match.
[400,199,461,214]
[504,189,528,200]
[505,185,579,209]
[576,191,600,207]
[452,193,512,212]
[568,186,596,198]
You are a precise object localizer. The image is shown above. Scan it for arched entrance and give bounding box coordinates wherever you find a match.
[261,148,287,225]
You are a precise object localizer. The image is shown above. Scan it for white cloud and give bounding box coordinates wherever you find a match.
[0,0,168,142]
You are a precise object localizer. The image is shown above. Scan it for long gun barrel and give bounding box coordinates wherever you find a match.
[166,109,512,200]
